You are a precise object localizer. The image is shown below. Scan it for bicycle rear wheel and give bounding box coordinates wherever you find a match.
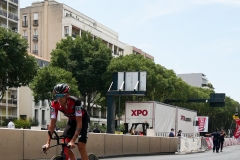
[51,154,63,160]
[88,153,98,160]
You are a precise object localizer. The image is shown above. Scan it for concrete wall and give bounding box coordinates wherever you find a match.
[0,128,177,160]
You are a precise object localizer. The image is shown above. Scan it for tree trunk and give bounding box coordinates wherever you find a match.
[87,93,92,117]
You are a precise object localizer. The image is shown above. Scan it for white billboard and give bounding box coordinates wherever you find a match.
[125,102,154,129]
[177,107,197,134]
[155,103,176,133]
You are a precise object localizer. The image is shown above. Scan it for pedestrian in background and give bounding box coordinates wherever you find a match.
[7,118,15,129]
[93,125,100,133]
[169,128,175,137]
[177,130,182,137]
[206,129,220,153]
[219,129,226,152]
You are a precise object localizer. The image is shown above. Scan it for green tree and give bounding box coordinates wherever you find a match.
[0,27,38,101]
[50,31,112,114]
[106,54,191,115]
[30,66,80,104]
[29,117,39,126]
[14,119,31,129]
[106,53,240,133]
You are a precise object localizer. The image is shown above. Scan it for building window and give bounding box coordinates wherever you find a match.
[22,15,28,27]
[20,115,27,120]
[33,43,38,55]
[64,26,69,37]
[42,110,46,125]
[22,30,27,39]
[34,29,38,36]
[34,109,38,120]
[32,29,38,42]
[33,13,38,26]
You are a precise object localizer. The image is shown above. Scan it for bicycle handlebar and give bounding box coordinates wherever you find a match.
[43,130,78,154]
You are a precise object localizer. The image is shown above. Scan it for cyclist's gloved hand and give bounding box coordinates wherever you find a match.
[42,144,50,153]
[67,141,75,149]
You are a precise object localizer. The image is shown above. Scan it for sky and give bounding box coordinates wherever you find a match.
[20,0,240,103]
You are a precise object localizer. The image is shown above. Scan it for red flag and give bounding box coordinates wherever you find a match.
[234,119,240,138]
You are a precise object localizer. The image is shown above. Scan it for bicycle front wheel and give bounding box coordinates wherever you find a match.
[88,153,98,160]
[51,154,63,160]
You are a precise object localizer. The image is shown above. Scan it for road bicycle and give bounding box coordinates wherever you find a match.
[42,131,98,160]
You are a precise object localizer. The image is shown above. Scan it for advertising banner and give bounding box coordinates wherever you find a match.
[195,116,209,132]
[234,119,240,139]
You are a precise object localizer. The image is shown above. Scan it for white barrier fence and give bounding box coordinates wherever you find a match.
[177,137,240,153]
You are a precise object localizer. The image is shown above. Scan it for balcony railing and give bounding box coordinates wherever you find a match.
[33,35,38,41]
[0,9,18,21]
[33,20,38,26]
[33,50,38,54]
[22,21,28,27]
[0,99,17,106]
[101,116,107,119]
[9,0,18,4]
[22,36,28,40]
[72,34,77,38]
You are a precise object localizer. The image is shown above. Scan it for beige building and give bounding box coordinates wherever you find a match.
[125,45,154,61]
[20,0,125,61]
[5,0,153,128]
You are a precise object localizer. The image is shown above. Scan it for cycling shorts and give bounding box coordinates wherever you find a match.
[63,119,89,143]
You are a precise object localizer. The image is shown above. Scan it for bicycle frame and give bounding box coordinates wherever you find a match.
[43,131,77,160]
[43,131,99,160]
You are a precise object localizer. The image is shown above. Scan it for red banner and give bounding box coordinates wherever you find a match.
[198,117,206,132]
[234,119,240,138]
[205,137,212,149]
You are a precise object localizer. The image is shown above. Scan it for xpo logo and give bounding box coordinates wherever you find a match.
[131,110,148,116]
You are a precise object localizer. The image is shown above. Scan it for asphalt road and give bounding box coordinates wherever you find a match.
[100,145,240,160]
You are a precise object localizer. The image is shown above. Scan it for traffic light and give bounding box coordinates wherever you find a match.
[209,93,225,107]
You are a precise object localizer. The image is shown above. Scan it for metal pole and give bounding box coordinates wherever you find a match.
[6,0,9,29]
[118,96,120,131]
[6,89,8,119]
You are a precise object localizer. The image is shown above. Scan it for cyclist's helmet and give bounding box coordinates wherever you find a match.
[53,83,70,94]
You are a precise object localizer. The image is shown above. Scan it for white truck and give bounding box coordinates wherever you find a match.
[125,101,197,136]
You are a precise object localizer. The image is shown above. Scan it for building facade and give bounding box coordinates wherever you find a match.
[177,73,209,88]
[20,0,125,61]
[125,45,154,61]
[0,0,19,124]
[0,0,19,31]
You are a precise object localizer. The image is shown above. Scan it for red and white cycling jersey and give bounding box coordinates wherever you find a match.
[50,96,89,122]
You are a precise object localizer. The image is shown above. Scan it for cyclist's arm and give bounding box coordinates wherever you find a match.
[47,118,57,145]
[47,106,58,145]
[71,106,82,142]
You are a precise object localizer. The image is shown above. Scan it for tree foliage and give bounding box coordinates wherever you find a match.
[30,66,79,103]
[106,54,240,133]
[50,31,112,112]
[0,27,38,101]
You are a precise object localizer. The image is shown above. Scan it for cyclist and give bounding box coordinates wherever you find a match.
[43,83,90,160]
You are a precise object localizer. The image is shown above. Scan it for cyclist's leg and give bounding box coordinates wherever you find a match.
[77,142,88,160]
[77,122,89,160]
[63,120,77,160]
